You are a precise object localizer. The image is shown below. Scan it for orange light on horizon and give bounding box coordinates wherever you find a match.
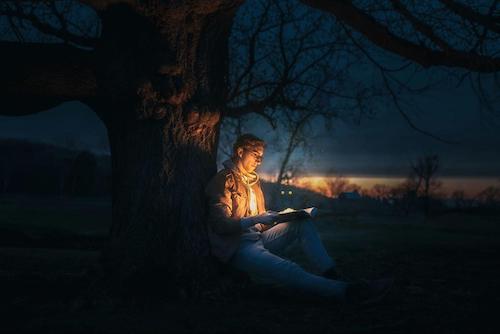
[260,173,499,198]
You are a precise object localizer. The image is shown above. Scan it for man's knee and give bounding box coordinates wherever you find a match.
[268,221,301,240]
[295,219,315,234]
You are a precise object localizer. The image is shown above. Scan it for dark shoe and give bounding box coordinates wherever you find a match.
[345,277,394,304]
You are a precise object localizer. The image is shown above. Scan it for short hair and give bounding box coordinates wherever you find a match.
[232,133,265,159]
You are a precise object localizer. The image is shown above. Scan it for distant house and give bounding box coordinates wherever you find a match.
[338,191,361,200]
[278,186,295,208]
[280,188,294,196]
[260,182,331,211]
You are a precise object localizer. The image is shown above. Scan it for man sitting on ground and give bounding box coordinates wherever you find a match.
[205,133,391,301]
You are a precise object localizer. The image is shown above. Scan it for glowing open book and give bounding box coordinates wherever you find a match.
[273,207,318,223]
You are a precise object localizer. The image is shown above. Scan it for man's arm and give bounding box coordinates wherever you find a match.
[205,172,278,234]
[205,172,242,235]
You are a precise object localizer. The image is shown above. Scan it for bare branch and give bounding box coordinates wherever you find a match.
[0,41,96,115]
[301,0,500,72]
[389,0,452,52]
[381,71,457,144]
[276,0,289,70]
[225,100,278,128]
[439,0,500,34]
[0,5,97,47]
[276,111,313,184]
[77,0,134,12]
[79,0,243,13]
[227,1,343,122]
[227,0,272,101]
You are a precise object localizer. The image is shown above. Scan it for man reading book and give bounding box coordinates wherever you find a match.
[205,133,390,301]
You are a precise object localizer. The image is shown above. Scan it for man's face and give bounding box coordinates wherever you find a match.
[236,145,264,174]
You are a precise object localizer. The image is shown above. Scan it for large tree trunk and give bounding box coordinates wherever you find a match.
[103,110,221,297]
[92,2,241,297]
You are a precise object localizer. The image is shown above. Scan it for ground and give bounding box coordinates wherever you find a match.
[1,195,499,333]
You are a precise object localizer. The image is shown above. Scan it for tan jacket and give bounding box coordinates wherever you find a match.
[205,160,267,262]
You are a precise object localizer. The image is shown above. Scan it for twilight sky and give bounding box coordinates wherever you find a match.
[0,0,499,195]
[1,79,499,182]
[243,81,500,179]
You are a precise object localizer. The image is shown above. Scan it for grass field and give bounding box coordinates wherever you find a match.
[1,196,499,333]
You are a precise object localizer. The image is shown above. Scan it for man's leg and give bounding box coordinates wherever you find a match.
[261,220,336,274]
[230,239,347,298]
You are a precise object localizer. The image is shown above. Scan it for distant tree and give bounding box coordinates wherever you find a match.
[390,180,418,216]
[64,150,97,196]
[57,155,73,198]
[368,184,392,201]
[410,154,442,215]
[0,160,11,194]
[275,113,313,186]
[325,175,361,198]
[451,190,468,210]
[475,186,500,208]
[326,175,349,198]
[62,133,83,152]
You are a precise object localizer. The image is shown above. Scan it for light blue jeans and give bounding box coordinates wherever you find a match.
[230,220,347,298]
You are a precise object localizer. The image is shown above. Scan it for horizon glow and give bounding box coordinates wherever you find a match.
[259,173,500,198]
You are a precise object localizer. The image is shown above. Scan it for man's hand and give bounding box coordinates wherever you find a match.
[240,211,279,229]
[254,211,279,225]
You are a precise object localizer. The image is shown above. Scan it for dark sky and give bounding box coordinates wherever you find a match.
[247,79,500,179]
[1,82,499,180]
[0,102,109,154]
[0,1,498,183]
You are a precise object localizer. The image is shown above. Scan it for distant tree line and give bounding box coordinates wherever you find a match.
[297,153,500,216]
[0,139,111,197]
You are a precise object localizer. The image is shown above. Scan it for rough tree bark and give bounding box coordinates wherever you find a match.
[0,1,243,297]
[91,3,241,295]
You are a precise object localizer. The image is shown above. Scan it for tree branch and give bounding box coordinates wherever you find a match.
[439,0,500,34]
[77,0,134,12]
[79,0,242,13]
[225,100,278,128]
[381,71,457,144]
[389,0,452,51]
[0,41,96,116]
[228,0,272,101]
[0,6,97,48]
[301,0,500,72]
[227,0,337,123]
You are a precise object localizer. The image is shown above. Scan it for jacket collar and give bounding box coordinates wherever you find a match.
[223,159,259,186]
